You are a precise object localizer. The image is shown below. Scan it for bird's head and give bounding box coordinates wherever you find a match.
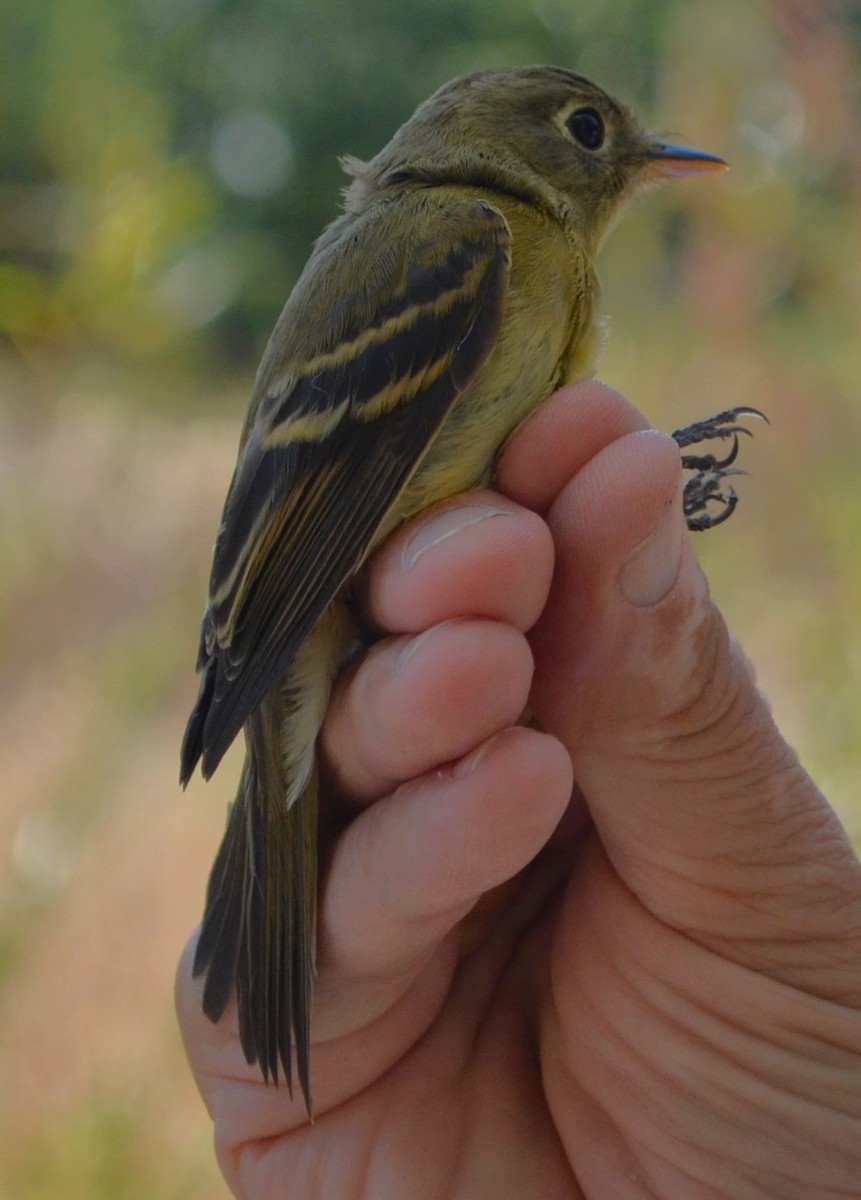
[346,66,725,250]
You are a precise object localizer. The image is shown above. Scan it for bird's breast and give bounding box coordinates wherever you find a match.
[394,198,598,523]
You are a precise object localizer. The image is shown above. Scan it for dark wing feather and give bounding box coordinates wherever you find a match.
[181,197,510,784]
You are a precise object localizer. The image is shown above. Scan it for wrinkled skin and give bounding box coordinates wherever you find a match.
[177,381,861,1200]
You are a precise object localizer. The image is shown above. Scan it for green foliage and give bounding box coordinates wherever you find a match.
[0,0,679,367]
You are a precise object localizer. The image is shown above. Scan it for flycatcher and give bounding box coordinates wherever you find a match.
[181,65,731,1112]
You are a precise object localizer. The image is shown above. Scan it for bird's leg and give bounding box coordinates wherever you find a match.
[671,406,767,532]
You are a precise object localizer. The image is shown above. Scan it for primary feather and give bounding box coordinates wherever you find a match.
[181,197,511,785]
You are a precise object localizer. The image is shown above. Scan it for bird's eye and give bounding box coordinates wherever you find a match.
[566,107,605,151]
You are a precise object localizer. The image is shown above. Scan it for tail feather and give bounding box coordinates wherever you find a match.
[193,697,317,1111]
[191,603,352,1115]
[291,768,317,1093]
[193,769,246,1021]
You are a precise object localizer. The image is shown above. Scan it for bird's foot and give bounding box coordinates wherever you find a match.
[671,406,767,532]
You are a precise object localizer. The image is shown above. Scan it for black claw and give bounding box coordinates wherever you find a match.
[719,434,743,465]
[717,436,741,470]
[728,405,769,424]
[685,490,738,532]
[672,406,765,532]
[672,406,767,451]
[681,433,742,474]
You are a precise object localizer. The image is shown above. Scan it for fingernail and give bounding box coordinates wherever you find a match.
[451,731,503,779]
[618,484,684,606]
[401,505,510,569]
[394,625,440,675]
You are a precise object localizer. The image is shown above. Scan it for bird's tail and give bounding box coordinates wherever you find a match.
[192,606,352,1114]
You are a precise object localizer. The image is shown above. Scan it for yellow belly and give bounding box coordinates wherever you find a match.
[393,193,600,524]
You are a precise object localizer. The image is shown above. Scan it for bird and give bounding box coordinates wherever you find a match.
[180,64,728,1113]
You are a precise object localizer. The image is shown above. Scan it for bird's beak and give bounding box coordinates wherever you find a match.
[642,139,727,178]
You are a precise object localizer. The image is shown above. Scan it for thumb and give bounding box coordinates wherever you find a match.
[528,424,861,1002]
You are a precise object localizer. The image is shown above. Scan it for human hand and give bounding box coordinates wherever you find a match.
[177,381,861,1199]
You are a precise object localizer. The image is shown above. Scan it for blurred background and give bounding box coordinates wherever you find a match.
[1,0,859,1195]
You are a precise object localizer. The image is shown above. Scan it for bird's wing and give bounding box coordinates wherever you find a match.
[181,196,511,782]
